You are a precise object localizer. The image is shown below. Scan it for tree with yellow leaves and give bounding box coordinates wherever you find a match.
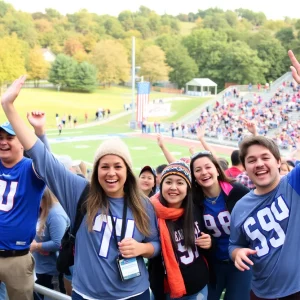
[27,45,50,87]
[90,40,130,87]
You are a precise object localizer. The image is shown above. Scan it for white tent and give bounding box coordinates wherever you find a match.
[185,78,217,96]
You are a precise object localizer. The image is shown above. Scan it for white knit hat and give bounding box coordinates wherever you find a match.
[94,138,133,168]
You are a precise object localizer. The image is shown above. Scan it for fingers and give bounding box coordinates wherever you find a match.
[288,50,300,83]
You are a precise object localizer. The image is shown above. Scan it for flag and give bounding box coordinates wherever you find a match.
[136,82,150,122]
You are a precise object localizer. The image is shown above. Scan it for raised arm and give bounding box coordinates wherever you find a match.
[1,76,37,150]
[157,134,177,163]
[196,126,218,160]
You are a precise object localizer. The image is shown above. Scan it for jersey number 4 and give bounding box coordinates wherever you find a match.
[244,196,289,257]
[0,180,18,212]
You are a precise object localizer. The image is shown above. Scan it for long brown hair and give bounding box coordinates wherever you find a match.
[190,152,233,204]
[86,157,150,236]
[38,188,58,237]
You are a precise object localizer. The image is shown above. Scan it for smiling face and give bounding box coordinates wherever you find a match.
[192,156,220,193]
[0,130,24,167]
[161,174,188,208]
[138,170,155,196]
[244,145,281,195]
[97,154,127,198]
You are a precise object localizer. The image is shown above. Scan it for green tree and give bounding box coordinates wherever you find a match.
[49,54,77,88]
[222,41,267,84]
[70,62,98,92]
[275,27,295,48]
[90,40,130,86]
[140,45,170,82]
[166,45,198,88]
[27,46,50,87]
[0,34,26,86]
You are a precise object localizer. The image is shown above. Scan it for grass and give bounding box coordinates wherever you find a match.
[1,86,206,128]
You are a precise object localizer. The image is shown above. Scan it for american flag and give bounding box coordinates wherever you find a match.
[136,82,150,122]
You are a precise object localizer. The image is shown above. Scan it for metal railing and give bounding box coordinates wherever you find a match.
[33,284,71,300]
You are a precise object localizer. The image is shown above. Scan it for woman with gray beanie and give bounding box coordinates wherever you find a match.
[2,76,160,300]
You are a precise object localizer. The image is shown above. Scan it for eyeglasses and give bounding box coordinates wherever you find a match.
[191,150,212,160]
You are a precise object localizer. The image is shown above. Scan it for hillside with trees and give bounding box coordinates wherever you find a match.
[0,1,299,92]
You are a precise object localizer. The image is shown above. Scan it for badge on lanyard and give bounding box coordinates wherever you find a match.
[109,199,141,281]
[116,255,141,281]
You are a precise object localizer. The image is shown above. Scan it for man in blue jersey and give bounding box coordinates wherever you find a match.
[229,135,300,300]
[0,117,46,300]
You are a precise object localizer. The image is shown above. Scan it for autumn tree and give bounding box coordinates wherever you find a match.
[90,40,130,86]
[0,34,26,87]
[64,37,85,56]
[27,46,50,87]
[139,45,170,83]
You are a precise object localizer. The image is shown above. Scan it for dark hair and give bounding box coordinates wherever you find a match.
[156,164,168,175]
[239,136,281,168]
[190,153,233,205]
[159,178,195,250]
[218,158,229,171]
[231,150,241,166]
[286,160,295,168]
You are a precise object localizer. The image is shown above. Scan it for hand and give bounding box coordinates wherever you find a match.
[157,134,164,148]
[240,117,257,135]
[189,146,196,155]
[196,125,206,140]
[288,50,300,84]
[1,75,26,107]
[195,232,212,249]
[118,238,142,258]
[234,248,257,271]
[27,111,46,135]
[30,240,39,253]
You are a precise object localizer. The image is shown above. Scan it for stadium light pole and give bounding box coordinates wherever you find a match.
[130,36,136,129]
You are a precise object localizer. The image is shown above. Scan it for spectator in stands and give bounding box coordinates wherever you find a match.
[31,188,69,300]
[224,150,244,178]
[190,151,251,300]
[138,166,157,198]
[218,158,229,171]
[236,171,255,190]
[280,160,294,176]
[155,164,168,193]
[2,76,161,300]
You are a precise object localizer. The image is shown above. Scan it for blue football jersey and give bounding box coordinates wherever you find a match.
[0,158,45,250]
[203,192,231,260]
[229,164,300,298]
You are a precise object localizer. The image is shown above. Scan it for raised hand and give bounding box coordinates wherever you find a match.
[157,133,164,148]
[240,117,257,136]
[288,50,300,84]
[27,111,46,136]
[196,125,206,140]
[1,75,26,107]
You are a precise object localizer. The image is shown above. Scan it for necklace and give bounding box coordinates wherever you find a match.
[205,192,221,205]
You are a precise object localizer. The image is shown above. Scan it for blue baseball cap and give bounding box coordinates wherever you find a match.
[0,122,16,135]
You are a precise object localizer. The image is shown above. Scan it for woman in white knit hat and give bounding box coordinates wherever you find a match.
[1,76,160,300]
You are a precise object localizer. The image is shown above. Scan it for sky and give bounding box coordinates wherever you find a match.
[4,0,300,20]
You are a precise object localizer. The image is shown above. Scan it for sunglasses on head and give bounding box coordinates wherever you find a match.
[191,150,212,160]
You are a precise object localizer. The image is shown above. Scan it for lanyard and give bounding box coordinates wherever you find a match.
[109,198,128,251]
